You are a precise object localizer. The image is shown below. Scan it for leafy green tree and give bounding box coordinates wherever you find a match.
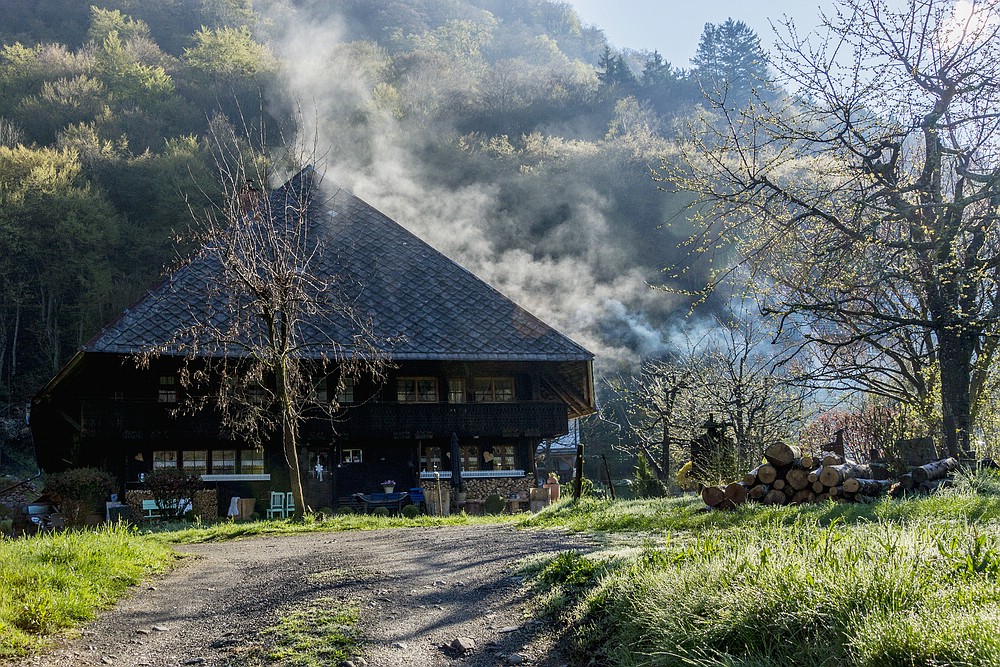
[183,26,275,81]
[86,7,152,45]
[0,144,121,384]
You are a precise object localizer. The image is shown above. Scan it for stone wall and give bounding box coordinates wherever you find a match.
[0,477,40,512]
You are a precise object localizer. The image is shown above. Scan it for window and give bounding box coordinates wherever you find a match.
[211,449,237,474]
[342,448,362,464]
[152,450,178,469]
[182,450,207,476]
[493,444,516,470]
[459,445,479,471]
[473,378,514,402]
[248,386,267,405]
[336,377,355,404]
[447,379,465,403]
[421,446,442,472]
[158,376,177,403]
[241,450,264,474]
[312,379,328,403]
[397,378,438,402]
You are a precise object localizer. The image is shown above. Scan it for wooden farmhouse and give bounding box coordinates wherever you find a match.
[30,169,595,517]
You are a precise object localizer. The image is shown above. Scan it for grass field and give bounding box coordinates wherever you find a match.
[520,468,1000,666]
[3,468,999,665]
[0,524,175,658]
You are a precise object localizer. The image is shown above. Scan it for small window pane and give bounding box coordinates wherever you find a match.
[212,449,236,474]
[153,450,178,469]
[448,379,465,403]
[312,379,328,403]
[182,450,207,476]
[158,376,177,403]
[494,379,514,402]
[417,379,438,402]
[397,379,416,402]
[241,450,264,474]
[421,446,442,472]
[460,446,479,471]
[495,444,515,470]
[337,377,354,404]
[473,379,492,402]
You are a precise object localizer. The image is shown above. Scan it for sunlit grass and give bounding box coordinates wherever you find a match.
[0,524,175,658]
[156,510,518,544]
[232,599,361,667]
[522,468,1000,667]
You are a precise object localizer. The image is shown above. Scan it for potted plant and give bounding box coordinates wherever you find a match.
[382,479,396,494]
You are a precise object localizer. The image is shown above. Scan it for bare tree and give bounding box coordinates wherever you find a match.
[661,0,1000,457]
[607,309,809,485]
[142,115,392,519]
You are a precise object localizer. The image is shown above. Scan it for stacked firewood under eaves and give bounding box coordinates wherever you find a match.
[701,441,960,510]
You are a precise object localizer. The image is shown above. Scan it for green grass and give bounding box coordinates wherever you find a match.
[7,472,1000,665]
[155,509,517,544]
[0,524,175,658]
[232,599,361,667]
[519,470,1000,667]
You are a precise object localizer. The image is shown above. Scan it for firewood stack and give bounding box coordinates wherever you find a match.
[889,457,960,497]
[701,441,894,510]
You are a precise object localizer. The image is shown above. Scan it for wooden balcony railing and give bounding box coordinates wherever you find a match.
[79,398,569,441]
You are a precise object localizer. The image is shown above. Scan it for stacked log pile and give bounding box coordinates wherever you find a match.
[702,441,894,510]
[889,457,960,497]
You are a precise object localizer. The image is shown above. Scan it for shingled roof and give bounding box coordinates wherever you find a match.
[86,168,593,363]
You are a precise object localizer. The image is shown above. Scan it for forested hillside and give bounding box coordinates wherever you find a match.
[0,0,770,408]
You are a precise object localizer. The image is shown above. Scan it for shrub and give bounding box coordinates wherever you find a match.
[633,454,666,498]
[372,507,389,517]
[145,468,202,520]
[44,467,115,527]
[401,504,420,518]
[335,506,354,515]
[484,494,505,514]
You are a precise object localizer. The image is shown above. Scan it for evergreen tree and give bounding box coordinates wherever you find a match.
[690,18,770,106]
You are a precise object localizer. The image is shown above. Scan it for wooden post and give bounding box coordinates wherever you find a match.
[602,453,616,500]
[573,441,585,500]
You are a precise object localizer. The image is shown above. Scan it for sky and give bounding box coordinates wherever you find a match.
[564,1,839,67]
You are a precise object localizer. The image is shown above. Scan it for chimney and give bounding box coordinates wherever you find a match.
[239,179,261,216]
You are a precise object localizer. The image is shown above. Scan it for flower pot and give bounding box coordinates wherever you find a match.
[383,485,394,494]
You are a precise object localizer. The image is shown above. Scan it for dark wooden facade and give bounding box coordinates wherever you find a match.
[32,353,592,510]
[30,170,596,514]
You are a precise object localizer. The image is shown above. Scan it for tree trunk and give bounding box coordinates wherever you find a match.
[939,331,976,458]
[702,485,726,507]
[911,457,959,484]
[757,464,778,485]
[276,358,305,520]
[763,441,800,467]
[842,478,890,495]
[819,462,872,487]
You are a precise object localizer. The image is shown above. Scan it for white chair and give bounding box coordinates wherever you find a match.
[285,491,295,517]
[266,491,286,518]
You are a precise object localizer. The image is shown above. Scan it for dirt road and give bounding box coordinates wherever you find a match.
[10,525,593,667]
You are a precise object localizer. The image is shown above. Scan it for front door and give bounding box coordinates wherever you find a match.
[301,448,333,511]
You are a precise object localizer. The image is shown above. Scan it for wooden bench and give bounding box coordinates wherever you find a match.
[141,498,191,519]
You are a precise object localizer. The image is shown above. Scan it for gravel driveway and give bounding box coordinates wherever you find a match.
[9,525,594,667]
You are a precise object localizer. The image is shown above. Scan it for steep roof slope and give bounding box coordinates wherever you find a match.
[87,170,593,363]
